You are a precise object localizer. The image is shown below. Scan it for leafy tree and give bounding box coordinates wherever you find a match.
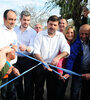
[45,0,88,31]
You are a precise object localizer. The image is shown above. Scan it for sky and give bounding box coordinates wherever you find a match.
[0,0,89,25]
[0,0,60,25]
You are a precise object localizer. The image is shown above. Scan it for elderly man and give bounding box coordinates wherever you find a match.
[79,24,90,100]
[34,15,70,100]
[34,23,43,33]
[70,24,90,100]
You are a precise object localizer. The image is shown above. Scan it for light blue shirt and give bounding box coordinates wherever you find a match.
[14,26,37,56]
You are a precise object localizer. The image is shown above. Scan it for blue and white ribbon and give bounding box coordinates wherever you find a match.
[0,51,81,89]
[16,51,81,77]
[0,63,41,89]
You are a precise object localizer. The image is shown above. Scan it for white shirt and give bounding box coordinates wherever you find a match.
[0,25,17,65]
[14,26,37,56]
[34,30,70,63]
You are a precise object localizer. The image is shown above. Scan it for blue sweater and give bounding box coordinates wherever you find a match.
[66,34,83,74]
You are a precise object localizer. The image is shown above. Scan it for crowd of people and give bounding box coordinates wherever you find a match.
[0,7,90,100]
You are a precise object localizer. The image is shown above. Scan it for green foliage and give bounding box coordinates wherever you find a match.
[46,0,88,31]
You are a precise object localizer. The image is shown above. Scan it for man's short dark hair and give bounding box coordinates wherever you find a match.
[59,17,68,24]
[20,10,31,19]
[4,9,16,19]
[47,15,59,23]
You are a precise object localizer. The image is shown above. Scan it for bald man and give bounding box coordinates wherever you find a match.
[59,18,68,33]
[70,24,90,100]
[79,24,90,100]
[79,24,90,42]
[34,24,43,33]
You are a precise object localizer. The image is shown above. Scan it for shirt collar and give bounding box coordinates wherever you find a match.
[19,26,30,32]
[2,24,14,31]
[3,24,13,31]
[81,40,89,45]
